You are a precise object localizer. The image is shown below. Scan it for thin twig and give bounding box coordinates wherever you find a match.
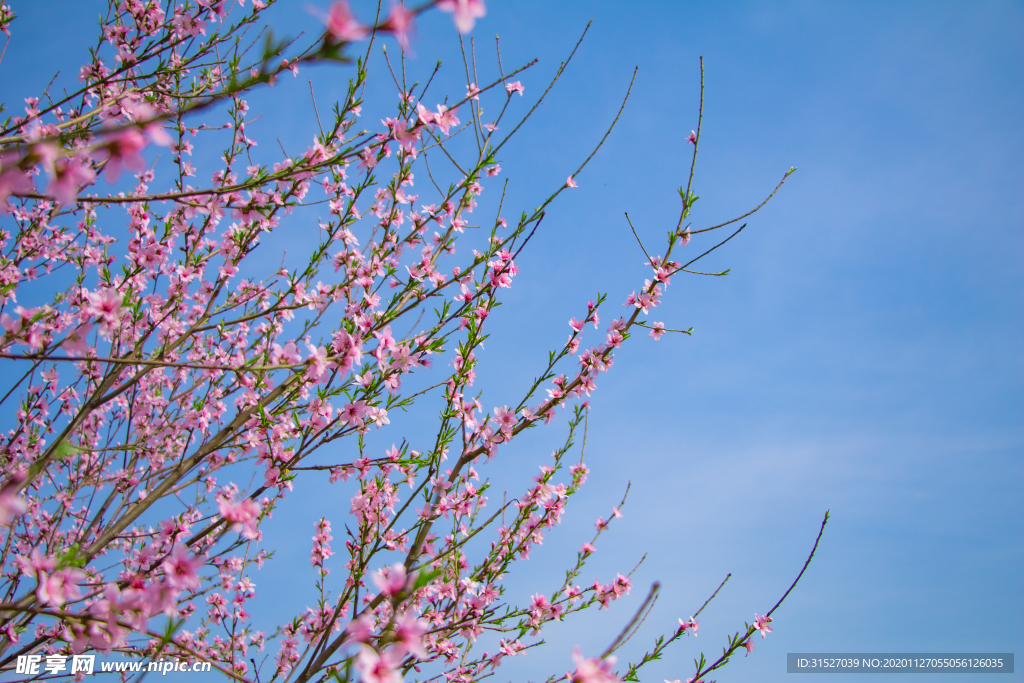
[602,582,661,658]
[624,212,652,263]
[308,79,324,136]
[692,573,730,619]
[677,57,705,231]
[766,511,830,617]
[690,167,796,236]
[677,223,746,271]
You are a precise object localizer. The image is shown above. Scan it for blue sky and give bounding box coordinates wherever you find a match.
[2,1,1021,682]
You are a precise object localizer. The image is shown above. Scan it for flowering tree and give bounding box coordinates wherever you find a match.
[0,1,826,682]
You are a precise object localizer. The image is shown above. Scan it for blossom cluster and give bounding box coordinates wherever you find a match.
[0,2,802,683]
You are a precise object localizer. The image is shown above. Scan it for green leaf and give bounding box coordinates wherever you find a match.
[412,566,443,591]
[53,440,80,461]
[56,544,86,569]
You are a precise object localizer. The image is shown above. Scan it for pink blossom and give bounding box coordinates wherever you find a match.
[37,568,85,607]
[649,322,665,341]
[323,1,367,41]
[16,550,56,580]
[305,344,336,383]
[570,649,619,683]
[85,288,123,319]
[434,104,460,135]
[372,563,409,596]
[743,638,755,656]
[162,543,203,591]
[530,593,551,615]
[46,155,95,205]
[311,517,333,567]
[392,611,428,659]
[437,0,486,33]
[686,130,697,145]
[566,175,578,188]
[355,645,403,683]
[0,482,26,527]
[387,117,418,146]
[217,495,261,539]
[332,328,364,364]
[505,81,524,96]
[677,617,699,636]
[0,166,33,209]
[358,146,378,171]
[61,323,94,356]
[86,588,127,652]
[122,101,172,146]
[344,614,375,644]
[382,4,414,49]
[340,400,368,427]
[85,288,127,332]
[93,127,148,181]
[493,405,516,435]
[415,103,435,125]
[274,340,303,365]
[753,613,773,638]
